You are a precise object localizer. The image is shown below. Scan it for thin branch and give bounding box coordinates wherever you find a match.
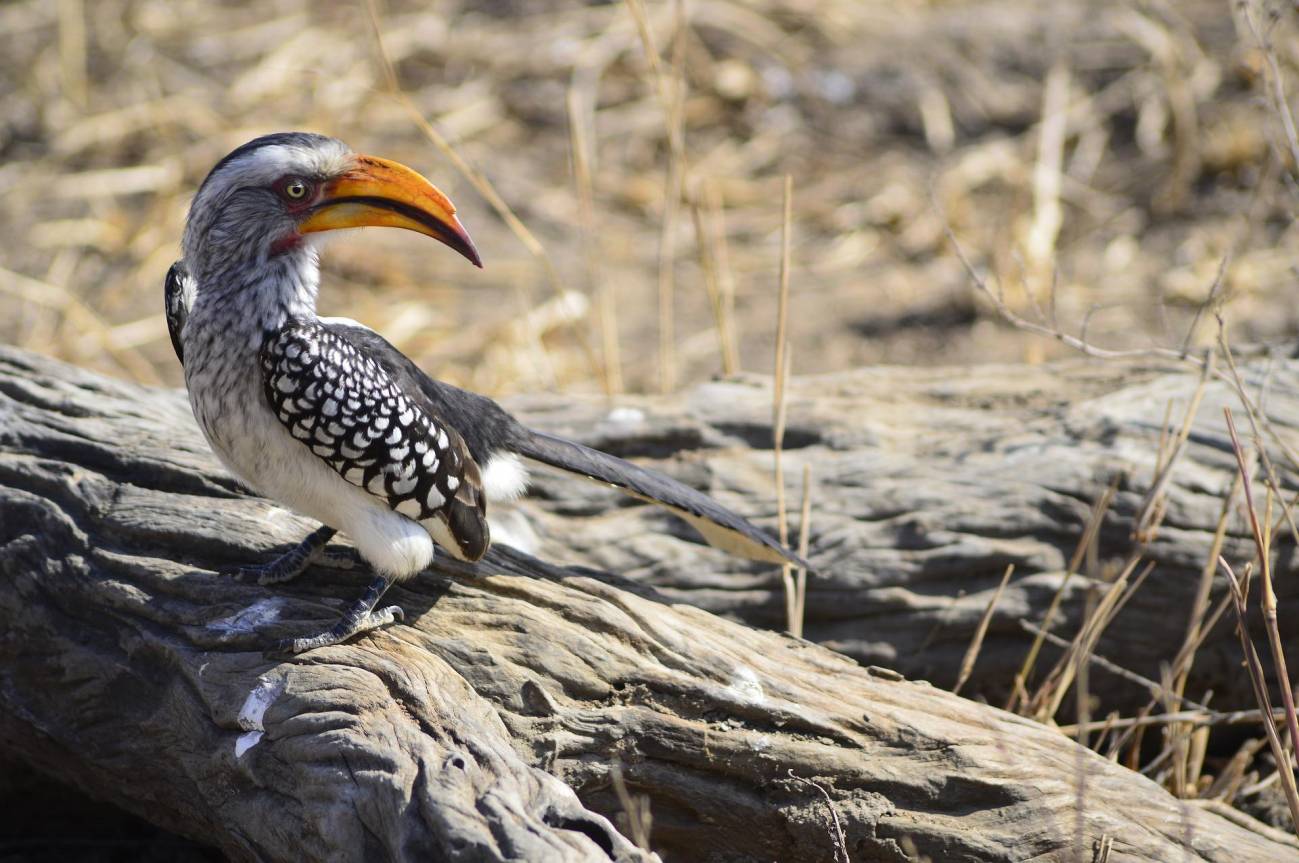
[954,565,1014,696]
[1019,620,1212,713]
[1220,555,1299,836]
[785,771,849,863]
[942,222,1209,368]
[1059,706,1294,736]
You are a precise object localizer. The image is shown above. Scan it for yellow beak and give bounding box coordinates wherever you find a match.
[298,155,482,268]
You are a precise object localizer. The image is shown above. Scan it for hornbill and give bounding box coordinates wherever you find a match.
[169,132,808,653]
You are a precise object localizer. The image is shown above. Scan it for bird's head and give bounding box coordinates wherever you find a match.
[182,132,481,281]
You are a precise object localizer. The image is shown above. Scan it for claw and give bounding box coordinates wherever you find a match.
[277,604,404,654]
[269,575,399,655]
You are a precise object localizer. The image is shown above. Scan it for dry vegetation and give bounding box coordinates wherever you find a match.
[4,0,1299,395]
[8,0,1299,855]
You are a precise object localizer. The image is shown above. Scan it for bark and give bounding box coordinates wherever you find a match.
[508,351,1299,714]
[1,346,1296,862]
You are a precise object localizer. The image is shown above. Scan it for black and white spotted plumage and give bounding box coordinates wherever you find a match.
[260,319,489,561]
[319,321,809,570]
[171,132,814,653]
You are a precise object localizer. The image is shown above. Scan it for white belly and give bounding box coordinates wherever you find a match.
[185,345,433,580]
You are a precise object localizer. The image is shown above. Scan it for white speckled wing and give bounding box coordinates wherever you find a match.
[259,318,489,560]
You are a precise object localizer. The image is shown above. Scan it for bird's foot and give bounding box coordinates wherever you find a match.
[272,575,400,655]
[227,526,338,585]
[277,605,404,654]
[314,549,357,570]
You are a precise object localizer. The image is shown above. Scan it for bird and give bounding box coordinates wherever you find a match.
[169,131,810,653]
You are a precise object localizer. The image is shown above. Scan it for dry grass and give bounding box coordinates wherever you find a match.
[921,4,1299,837]
[4,0,1299,396]
[966,320,1299,835]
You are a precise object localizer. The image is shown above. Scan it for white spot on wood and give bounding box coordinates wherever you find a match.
[209,598,283,637]
[235,730,263,757]
[605,406,645,426]
[235,675,285,758]
[726,666,765,705]
[238,677,281,731]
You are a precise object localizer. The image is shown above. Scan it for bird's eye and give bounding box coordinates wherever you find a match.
[281,178,309,200]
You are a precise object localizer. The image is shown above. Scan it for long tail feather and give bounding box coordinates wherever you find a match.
[511,428,813,571]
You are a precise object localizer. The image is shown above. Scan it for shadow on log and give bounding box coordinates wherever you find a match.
[1,347,1297,862]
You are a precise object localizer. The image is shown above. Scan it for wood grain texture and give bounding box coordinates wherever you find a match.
[1,346,1296,862]
[509,354,1299,714]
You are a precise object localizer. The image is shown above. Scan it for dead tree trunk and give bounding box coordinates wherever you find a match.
[0,346,1295,862]
[508,352,1299,715]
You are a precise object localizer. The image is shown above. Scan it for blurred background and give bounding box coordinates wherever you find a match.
[2,0,1296,401]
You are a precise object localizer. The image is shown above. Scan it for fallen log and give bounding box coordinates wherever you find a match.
[0,346,1295,861]
[507,351,1299,714]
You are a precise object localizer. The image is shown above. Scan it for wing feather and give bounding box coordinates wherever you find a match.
[259,319,490,561]
[318,319,810,569]
[164,261,193,366]
[319,319,520,466]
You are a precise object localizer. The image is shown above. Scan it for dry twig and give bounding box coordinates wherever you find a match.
[953,565,1014,696]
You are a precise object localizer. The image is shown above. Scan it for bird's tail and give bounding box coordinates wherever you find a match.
[510,428,814,572]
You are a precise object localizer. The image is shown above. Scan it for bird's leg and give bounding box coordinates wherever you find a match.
[278,575,404,654]
[230,525,339,585]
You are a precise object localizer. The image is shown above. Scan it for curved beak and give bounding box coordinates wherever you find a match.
[298,155,482,268]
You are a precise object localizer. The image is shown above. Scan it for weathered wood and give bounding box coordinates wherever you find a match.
[507,352,1299,714]
[1,346,1296,862]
